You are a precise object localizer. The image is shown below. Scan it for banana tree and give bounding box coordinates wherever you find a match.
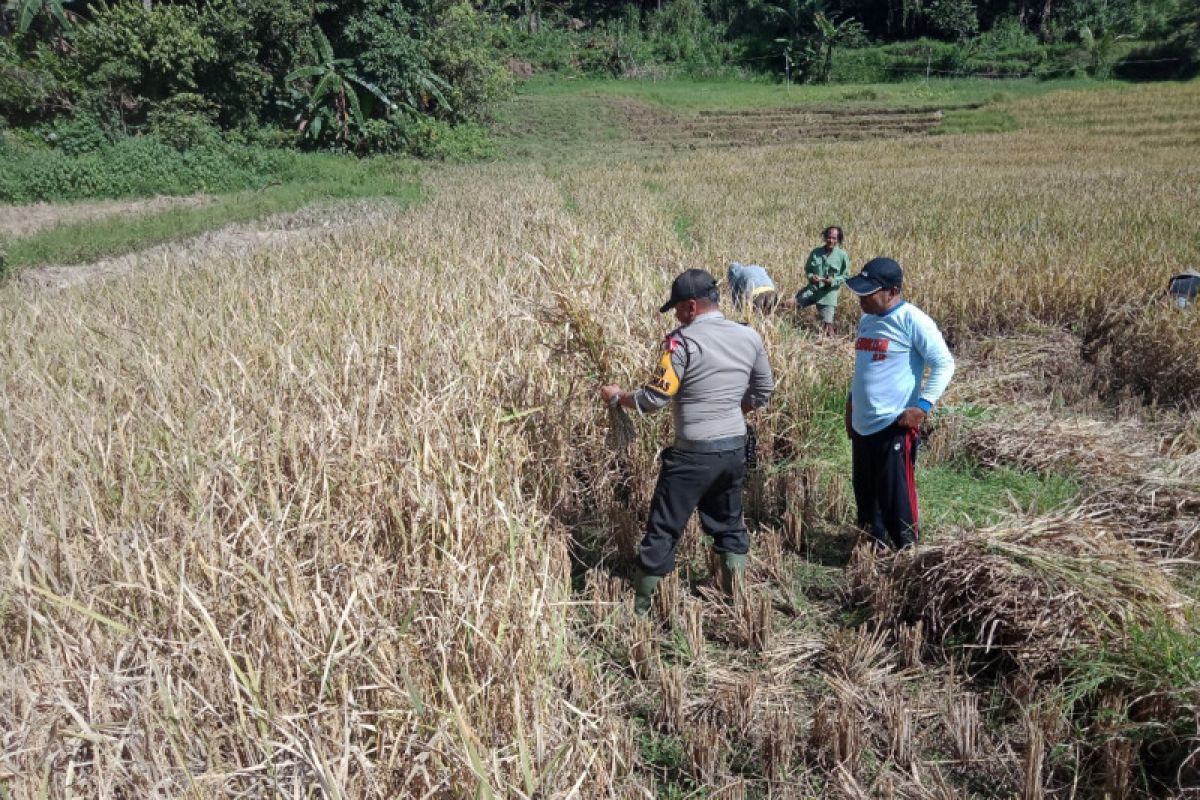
[1079,25,1119,79]
[812,12,863,83]
[7,0,71,34]
[759,0,820,43]
[285,26,396,144]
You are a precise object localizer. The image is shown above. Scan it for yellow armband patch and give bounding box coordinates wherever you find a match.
[648,348,680,396]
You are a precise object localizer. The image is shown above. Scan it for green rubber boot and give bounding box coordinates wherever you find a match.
[633,570,662,617]
[719,552,748,596]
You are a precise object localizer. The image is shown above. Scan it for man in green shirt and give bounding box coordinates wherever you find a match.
[793,226,851,336]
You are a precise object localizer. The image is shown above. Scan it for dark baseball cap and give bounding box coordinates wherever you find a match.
[660,268,718,312]
[846,257,903,296]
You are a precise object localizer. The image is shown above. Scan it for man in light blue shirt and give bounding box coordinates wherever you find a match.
[843,257,954,549]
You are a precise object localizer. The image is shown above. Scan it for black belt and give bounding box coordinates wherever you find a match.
[672,435,746,453]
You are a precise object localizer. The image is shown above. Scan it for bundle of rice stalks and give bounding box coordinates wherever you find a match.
[961,407,1157,484]
[955,405,1200,556]
[848,509,1192,677]
[1139,448,1200,514]
[539,291,638,450]
[1104,476,1200,559]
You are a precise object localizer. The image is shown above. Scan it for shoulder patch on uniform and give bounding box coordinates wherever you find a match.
[647,338,681,397]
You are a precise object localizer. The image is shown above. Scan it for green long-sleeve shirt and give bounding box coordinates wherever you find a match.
[801,246,851,307]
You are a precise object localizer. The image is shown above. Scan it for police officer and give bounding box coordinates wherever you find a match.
[600,269,775,616]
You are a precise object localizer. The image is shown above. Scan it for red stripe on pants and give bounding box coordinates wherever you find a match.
[904,428,919,539]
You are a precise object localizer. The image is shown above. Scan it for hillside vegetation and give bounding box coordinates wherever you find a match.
[2,0,1198,163]
[0,79,1198,798]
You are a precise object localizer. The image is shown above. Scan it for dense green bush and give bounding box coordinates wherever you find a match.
[490,0,734,78]
[425,2,512,120]
[0,36,64,126]
[1115,4,1200,79]
[146,93,222,150]
[0,134,292,202]
[645,0,733,70]
[71,0,218,112]
[491,21,586,73]
[38,111,112,155]
[339,0,452,121]
[2,0,511,157]
[401,117,494,161]
[827,44,897,84]
[196,0,320,129]
[490,13,634,76]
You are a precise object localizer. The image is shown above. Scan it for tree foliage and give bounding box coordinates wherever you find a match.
[12,0,71,34]
[286,25,396,144]
[0,0,1195,157]
[0,0,512,152]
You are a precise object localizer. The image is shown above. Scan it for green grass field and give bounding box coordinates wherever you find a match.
[1,150,421,274]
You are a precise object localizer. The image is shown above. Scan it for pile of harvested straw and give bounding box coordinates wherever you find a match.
[848,509,1192,677]
[1083,301,1200,406]
[953,406,1200,557]
[960,407,1157,483]
[1105,476,1200,558]
[955,329,1098,407]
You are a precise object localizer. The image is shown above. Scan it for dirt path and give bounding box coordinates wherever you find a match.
[1,194,214,240]
[13,200,396,291]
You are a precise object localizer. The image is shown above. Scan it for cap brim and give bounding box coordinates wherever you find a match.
[659,300,675,313]
[846,276,883,296]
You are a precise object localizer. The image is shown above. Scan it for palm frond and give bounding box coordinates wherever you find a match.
[310,71,342,106]
[344,83,364,127]
[413,71,451,110]
[345,74,397,112]
[47,0,67,28]
[17,0,38,33]
[285,64,326,83]
[313,25,335,64]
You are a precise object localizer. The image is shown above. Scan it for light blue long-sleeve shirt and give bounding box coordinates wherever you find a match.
[850,301,954,436]
[726,262,775,307]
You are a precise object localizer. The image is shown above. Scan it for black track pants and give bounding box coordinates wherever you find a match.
[639,447,749,576]
[851,423,920,549]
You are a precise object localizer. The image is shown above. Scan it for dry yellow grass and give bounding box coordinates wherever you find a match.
[2,80,1199,797]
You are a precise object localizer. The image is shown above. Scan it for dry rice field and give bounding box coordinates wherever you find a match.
[1,81,1199,798]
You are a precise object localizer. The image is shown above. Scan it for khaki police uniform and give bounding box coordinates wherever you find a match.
[632,311,774,576]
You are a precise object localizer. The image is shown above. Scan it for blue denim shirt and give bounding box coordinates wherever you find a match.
[726,262,775,306]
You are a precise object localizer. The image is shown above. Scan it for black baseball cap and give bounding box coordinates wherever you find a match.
[660,268,718,312]
[846,257,903,296]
